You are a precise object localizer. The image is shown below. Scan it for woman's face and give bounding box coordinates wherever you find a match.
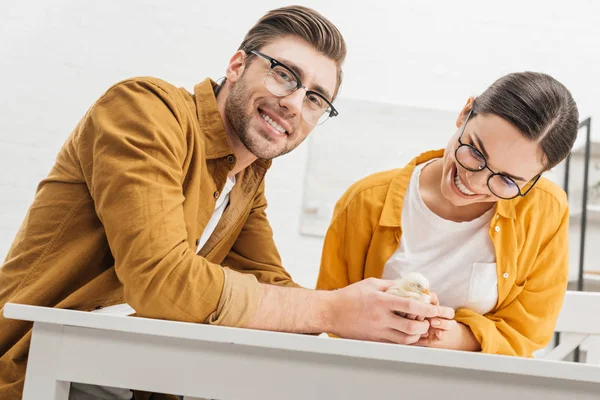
[440,98,546,207]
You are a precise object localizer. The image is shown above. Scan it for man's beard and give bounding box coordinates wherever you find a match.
[224,77,298,160]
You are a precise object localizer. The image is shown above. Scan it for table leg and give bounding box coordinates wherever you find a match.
[23,322,71,400]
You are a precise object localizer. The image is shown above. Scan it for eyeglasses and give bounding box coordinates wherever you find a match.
[250,50,338,125]
[455,106,541,200]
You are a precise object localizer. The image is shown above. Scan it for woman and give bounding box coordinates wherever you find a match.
[316,72,579,357]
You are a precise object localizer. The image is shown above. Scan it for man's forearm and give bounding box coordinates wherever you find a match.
[242,283,335,334]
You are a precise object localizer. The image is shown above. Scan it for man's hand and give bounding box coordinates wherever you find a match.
[326,278,455,345]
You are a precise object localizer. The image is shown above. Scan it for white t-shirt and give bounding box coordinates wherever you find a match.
[196,175,236,252]
[381,160,499,314]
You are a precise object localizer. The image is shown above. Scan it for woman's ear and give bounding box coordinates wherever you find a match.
[456,96,476,128]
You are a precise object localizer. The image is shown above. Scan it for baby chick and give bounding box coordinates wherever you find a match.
[386,272,432,304]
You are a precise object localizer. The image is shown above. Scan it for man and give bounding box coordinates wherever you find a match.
[0,6,454,399]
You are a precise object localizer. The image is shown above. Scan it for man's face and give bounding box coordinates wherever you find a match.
[225,36,338,160]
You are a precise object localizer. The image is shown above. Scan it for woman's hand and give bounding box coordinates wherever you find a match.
[414,293,481,351]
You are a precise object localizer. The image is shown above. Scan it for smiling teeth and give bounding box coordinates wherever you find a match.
[261,113,287,134]
[454,170,475,195]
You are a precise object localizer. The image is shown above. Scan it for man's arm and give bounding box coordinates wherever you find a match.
[213,175,456,342]
[245,278,455,344]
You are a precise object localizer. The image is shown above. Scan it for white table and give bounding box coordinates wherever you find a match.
[4,303,600,400]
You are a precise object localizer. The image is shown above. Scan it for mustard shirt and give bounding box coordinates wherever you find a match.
[317,150,570,357]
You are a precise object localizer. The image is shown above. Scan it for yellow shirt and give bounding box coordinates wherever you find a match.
[317,150,570,357]
[0,77,297,399]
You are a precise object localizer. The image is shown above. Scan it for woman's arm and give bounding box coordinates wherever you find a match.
[417,322,481,351]
[422,205,569,356]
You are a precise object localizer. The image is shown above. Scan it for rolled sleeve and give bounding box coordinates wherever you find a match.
[205,267,262,326]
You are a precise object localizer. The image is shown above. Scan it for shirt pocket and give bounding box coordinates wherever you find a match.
[468,262,499,304]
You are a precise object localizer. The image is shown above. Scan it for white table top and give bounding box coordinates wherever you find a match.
[5,302,600,384]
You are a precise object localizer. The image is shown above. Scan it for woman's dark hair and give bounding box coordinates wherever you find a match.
[473,72,579,170]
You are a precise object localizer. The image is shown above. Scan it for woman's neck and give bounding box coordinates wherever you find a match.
[418,159,495,222]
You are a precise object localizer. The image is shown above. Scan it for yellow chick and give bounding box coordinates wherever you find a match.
[386,272,432,304]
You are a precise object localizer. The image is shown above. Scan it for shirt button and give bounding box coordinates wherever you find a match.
[196,238,200,246]
[495,226,500,232]
[214,191,220,199]
[503,272,509,279]
[495,215,500,220]
[226,155,236,164]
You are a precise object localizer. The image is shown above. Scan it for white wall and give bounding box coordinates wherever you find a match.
[1,0,600,288]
